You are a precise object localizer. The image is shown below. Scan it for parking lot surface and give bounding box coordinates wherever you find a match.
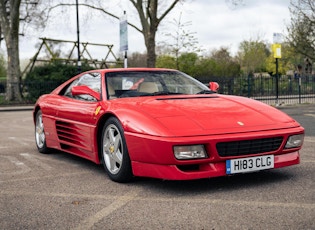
[0,105,314,229]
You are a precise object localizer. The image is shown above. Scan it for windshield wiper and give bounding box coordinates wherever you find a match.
[120,91,184,98]
[151,91,183,96]
[196,90,216,94]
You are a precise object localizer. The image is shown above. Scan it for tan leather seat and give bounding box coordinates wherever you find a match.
[107,84,116,98]
[138,82,158,93]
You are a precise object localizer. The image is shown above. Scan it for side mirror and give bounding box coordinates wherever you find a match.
[71,85,101,101]
[209,82,219,92]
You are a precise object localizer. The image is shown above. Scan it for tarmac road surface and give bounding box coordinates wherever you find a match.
[0,104,314,230]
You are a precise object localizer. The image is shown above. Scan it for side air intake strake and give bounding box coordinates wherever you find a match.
[56,120,92,151]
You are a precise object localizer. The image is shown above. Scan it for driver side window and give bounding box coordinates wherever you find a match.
[64,72,101,101]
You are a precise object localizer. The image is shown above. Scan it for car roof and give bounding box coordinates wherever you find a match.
[92,68,178,74]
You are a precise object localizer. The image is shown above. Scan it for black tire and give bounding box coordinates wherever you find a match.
[35,110,49,154]
[101,117,133,182]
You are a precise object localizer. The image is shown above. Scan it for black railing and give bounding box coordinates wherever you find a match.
[202,74,315,105]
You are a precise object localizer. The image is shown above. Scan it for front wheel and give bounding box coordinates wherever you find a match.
[101,117,133,182]
[35,110,49,154]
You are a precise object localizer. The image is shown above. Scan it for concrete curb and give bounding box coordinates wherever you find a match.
[0,105,34,112]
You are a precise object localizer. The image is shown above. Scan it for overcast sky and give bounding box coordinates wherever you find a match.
[14,0,292,60]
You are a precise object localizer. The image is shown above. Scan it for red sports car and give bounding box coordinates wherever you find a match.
[33,68,304,182]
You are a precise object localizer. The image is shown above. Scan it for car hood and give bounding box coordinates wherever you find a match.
[111,95,300,136]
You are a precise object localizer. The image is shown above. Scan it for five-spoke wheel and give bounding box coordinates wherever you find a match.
[101,117,132,182]
[35,110,49,153]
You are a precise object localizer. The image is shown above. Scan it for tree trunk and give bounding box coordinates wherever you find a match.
[5,34,22,101]
[130,0,180,67]
[145,30,156,67]
[0,0,22,102]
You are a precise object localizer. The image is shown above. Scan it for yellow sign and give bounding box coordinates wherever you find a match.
[272,44,281,58]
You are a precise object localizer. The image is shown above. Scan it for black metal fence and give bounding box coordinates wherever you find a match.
[205,74,315,105]
[1,74,315,105]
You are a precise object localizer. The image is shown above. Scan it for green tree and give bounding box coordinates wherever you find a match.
[287,0,315,61]
[210,47,240,77]
[265,42,300,76]
[178,52,198,75]
[156,55,177,69]
[238,40,270,74]
[160,12,200,69]
[192,57,217,82]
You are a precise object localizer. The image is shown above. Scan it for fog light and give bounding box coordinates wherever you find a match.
[285,134,304,149]
[174,145,207,160]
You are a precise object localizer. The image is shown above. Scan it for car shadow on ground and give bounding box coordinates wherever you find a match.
[132,169,298,194]
[43,149,298,194]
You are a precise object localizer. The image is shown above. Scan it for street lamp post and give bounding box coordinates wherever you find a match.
[272,33,282,106]
[76,0,81,72]
[120,11,128,68]
[275,57,279,105]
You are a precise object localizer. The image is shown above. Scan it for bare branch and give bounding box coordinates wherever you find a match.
[157,0,180,25]
[49,3,142,33]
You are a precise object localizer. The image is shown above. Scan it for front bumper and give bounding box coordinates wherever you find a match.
[131,151,300,180]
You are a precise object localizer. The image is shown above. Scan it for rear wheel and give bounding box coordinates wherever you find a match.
[35,110,49,153]
[101,117,133,182]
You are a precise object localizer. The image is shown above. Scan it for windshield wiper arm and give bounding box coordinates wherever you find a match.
[196,90,216,94]
[152,91,183,96]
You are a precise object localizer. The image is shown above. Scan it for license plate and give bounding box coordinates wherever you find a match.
[226,155,274,174]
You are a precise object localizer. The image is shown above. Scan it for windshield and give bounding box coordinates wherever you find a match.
[105,70,210,99]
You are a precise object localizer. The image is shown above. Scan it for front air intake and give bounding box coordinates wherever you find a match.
[216,137,283,157]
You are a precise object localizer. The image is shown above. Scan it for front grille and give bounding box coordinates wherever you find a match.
[216,137,283,157]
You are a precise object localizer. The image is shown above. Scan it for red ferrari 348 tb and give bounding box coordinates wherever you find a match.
[33,68,304,182]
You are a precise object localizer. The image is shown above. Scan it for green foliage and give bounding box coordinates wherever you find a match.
[0,54,6,79]
[24,62,94,102]
[157,53,201,76]
[265,42,305,76]
[238,40,270,74]
[265,52,287,76]
[194,58,216,78]
[178,52,198,75]
[209,48,240,78]
[192,48,240,82]
[156,49,240,82]
[156,55,177,69]
[287,0,315,61]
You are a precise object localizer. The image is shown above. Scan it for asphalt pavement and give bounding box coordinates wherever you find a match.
[0,103,314,229]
